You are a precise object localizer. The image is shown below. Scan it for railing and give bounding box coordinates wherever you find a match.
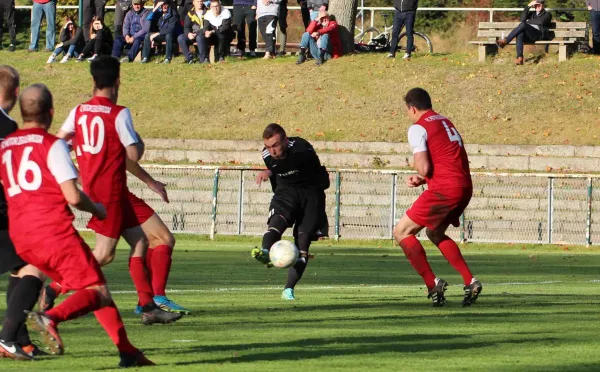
[73,165,599,246]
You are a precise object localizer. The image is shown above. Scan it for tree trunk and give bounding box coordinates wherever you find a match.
[328,0,358,55]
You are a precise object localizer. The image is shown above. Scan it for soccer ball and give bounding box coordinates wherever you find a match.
[270,240,299,269]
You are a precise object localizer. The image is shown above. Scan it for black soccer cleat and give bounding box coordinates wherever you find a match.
[462,279,483,306]
[38,285,58,311]
[119,350,156,368]
[141,303,183,325]
[427,278,448,307]
[0,339,33,360]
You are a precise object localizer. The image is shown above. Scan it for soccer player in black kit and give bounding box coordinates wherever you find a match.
[0,66,47,360]
[252,123,329,301]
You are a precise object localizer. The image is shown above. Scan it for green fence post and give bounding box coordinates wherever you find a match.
[78,0,83,29]
[335,171,341,241]
[210,167,220,240]
[586,178,593,247]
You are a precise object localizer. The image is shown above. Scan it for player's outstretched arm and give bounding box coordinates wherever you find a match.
[59,179,106,219]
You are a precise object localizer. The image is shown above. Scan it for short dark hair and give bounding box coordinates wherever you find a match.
[263,123,286,139]
[404,88,432,111]
[19,84,53,125]
[0,65,19,106]
[90,55,120,90]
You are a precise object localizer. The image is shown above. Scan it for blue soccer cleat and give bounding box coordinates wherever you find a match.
[134,305,142,315]
[281,288,295,301]
[153,296,191,315]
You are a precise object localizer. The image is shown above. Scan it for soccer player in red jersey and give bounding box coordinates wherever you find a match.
[45,56,182,325]
[0,84,154,367]
[392,88,482,307]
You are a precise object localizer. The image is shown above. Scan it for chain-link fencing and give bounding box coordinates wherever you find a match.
[74,165,599,246]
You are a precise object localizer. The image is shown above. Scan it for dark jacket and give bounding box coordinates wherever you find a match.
[394,0,417,12]
[202,9,233,34]
[60,27,84,49]
[183,6,206,34]
[521,5,552,40]
[91,26,114,46]
[158,7,181,36]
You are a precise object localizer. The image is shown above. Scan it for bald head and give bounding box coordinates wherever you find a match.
[19,84,54,128]
[0,65,20,113]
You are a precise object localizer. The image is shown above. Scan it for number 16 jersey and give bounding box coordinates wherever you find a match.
[61,96,138,202]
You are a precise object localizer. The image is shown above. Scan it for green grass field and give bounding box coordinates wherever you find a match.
[1,237,600,371]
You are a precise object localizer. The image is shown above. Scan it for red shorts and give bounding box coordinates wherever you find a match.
[17,233,105,291]
[88,197,140,239]
[127,191,155,226]
[406,187,472,231]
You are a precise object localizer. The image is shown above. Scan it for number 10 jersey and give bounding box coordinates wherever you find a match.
[61,96,139,203]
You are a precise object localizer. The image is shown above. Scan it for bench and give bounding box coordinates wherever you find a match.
[469,22,587,63]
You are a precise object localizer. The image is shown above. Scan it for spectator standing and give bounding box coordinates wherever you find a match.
[588,0,600,54]
[257,0,281,59]
[114,0,132,39]
[277,0,287,55]
[296,10,340,66]
[142,0,181,64]
[202,0,233,62]
[232,0,257,57]
[28,0,56,52]
[387,0,417,60]
[77,16,113,62]
[298,0,310,29]
[306,0,326,21]
[47,17,84,63]
[0,0,16,51]
[83,0,106,41]
[177,0,208,64]
[112,0,150,62]
[496,0,552,65]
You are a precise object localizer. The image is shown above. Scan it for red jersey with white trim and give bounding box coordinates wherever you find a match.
[0,128,79,248]
[407,110,472,191]
[60,96,138,202]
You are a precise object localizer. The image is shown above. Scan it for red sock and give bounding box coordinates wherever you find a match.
[128,257,154,307]
[94,301,138,354]
[399,235,436,290]
[437,237,473,286]
[46,288,102,324]
[150,245,173,296]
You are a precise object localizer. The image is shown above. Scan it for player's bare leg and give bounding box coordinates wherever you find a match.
[426,225,482,306]
[393,214,448,307]
[0,265,46,360]
[140,214,189,314]
[122,226,183,325]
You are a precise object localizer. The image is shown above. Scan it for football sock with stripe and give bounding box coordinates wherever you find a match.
[94,301,138,354]
[399,235,436,290]
[128,257,154,307]
[436,237,473,286]
[149,245,172,296]
[46,288,102,324]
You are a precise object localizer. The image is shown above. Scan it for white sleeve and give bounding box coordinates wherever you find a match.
[407,124,428,154]
[115,108,139,148]
[60,107,77,135]
[47,139,78,184]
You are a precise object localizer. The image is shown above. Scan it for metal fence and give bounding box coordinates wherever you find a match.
[73,165,599,246]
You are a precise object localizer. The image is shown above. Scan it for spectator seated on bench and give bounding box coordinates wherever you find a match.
[202,0,234,63]
[112,0,151,63]
[142,0,182,64]
[496,0,551,65]
[177,0,208,64]
[77,16,113,62]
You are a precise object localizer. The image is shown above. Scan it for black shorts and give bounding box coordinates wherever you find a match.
[0,230,26,275]
[268,187,326,236]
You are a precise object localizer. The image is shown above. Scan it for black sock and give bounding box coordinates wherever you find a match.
[285,256,308,289]
[0,275,43,343]
[0,276,20,341]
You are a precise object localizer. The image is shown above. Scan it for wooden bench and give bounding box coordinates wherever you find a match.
[469,22,587,63]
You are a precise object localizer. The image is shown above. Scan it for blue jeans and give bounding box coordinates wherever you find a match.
[591,10,600,54]
[177,33,207,61]
[389,10,415,56]
[53,44,77,57]
[112,35,145,61]
[29,0,56,51]
[310,9,319,21]
[299,32,330,59]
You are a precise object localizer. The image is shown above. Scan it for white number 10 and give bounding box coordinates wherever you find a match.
[77,115,105,155]
[442,121,463,147]
[1,147,42,197]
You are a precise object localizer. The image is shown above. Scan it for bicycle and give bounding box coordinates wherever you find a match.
[354,13,433,55]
